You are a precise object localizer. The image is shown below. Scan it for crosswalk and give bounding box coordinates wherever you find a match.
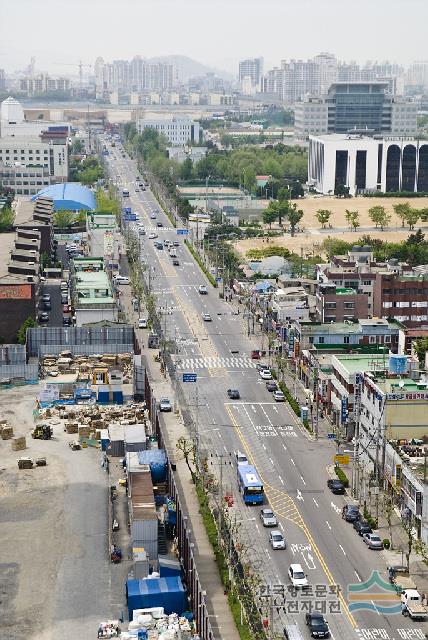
[174,356,256,370]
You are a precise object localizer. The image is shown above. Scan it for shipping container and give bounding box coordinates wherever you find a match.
[132,538,158,561]
[125,424,147,452]
[126,577,186,620]
[131,512,158,542]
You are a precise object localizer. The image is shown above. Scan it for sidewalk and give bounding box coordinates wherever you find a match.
[121,285,240,640]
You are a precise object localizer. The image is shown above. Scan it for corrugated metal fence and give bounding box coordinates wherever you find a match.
[27,326,135,358]
[0,344,27,365]
[38,344,133,357]
[0,363,39,381]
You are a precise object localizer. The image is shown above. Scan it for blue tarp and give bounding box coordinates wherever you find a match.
[158,558,181,578]
[126,576,186,620]
[137,449,167,483]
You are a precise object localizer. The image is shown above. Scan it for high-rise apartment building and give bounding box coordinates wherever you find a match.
[281,59,320,104]
[94,57,173,93]
[0,69,5,92]
[313,52,338,95]
[238,57,263,92]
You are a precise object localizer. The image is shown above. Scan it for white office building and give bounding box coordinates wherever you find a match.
[308,134,428,195]
[137,117,200,146]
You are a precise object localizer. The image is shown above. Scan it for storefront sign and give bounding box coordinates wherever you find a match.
[386,392,428,401]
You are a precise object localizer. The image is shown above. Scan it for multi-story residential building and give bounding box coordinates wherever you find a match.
[281,59,320,104]
[316,283,369,322]
[137,117,200,145]
[270,286,311,323]
[313,52,338,95]
[308,134,428,195]
[295,83,417,139]
[373,272,428,328]
[239,58,263,92]
[0,69,5,92]
[71,257,117,326]
[406,61,428,90]
[94,57,174,93]
[19,75,71,96]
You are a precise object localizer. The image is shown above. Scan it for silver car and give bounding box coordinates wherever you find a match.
[260,508,278,527]
[269,530,286,550]
[363,533,384,550]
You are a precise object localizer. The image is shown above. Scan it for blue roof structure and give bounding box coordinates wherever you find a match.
[31,183,96,211]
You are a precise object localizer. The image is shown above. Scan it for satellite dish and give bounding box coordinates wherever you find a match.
[398,381,404,388]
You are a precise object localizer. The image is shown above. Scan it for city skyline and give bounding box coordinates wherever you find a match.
[2,0,427,76]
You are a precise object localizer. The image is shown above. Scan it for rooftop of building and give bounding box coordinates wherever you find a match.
[13,197,54,226]
[0,233,18,279]
[332,352,390,374]
[32,183,96,212]
[310,133,418,143]
[87,211,117,230]
[74,270,110,288]
[377,378,428,394]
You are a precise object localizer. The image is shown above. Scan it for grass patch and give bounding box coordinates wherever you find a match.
[185,240,217,287]
[228,593,254,640]
[334,466,349,488]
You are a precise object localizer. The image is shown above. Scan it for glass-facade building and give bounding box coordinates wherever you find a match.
[327,82,392,134]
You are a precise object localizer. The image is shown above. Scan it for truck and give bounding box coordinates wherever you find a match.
[401,589,428,620]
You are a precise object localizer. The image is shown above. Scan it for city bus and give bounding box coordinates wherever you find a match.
[122,188,130,197]
[237,464,264,505]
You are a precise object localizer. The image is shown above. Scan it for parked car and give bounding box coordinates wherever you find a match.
[260,508,277,527]
[235,451,248,466]
[363,533,384,550]
[172,259,180,266]
[256,362,270,372]
[342,505,361,522]
[62,304,70,313]
[148,232,157,239]
[61,294,68,305]
[259,368,272,380]
[227,389,240,399]
[150,213,156,219]
[269,530,286,550]
[327,479,346,495]
[156,221,163,227]
[60,280,68,291]
[273,389,285,402]
[43,301,52,311]
[138,318,148,329]
[202,313,212,322]
[62,316,72,326]
[173,241,180,247]
[41,293,51,303]
[38,312,49,323]
[198,285,208,295]
[251,349,261,359]
[305,612,330,638]
[353,519,372,536]
[266,380,278,392]
[159,398,172,412]
[288,564,308,588]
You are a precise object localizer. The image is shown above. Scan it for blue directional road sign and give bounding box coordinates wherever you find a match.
[327,433,336,440]
[216,277,222,283]
[177,229,189,235]
[183,372,197,382]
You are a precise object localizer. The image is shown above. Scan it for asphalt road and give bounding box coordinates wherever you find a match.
[38,282,63,327]
[102,136,424,640]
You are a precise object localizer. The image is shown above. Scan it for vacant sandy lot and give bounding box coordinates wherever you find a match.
[234,196,428,259]
[295,195,428,230]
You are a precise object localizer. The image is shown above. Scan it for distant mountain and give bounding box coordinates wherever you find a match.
[148,55,234,82]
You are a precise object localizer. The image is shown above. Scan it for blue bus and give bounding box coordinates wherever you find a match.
[237,464,264,505]
[122,188,130,197]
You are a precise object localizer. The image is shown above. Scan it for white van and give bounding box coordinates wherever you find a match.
[235,451,248,466]
[114,275,130,285]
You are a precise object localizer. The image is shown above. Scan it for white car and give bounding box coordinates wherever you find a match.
[150,213,156,219]
[288,564,308,588]
[260,508,277,527]
[159,397,172,412]
[269,530,286,550]
[138,318,148,329]
[259,369,272,380]
[273,389,285,402]
[148,232,157,239]
[202,313,212,322]
[198,285,208,295]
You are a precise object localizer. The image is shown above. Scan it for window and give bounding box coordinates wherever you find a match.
[318,337,325,344]
[363,280,371,286]
[309,336,314,344]
[384,335,391,343]
[344,302,355,309]
[369,335,376,344]
[325,302,336,309]
[344,336,350,344]
[383,301,393,308]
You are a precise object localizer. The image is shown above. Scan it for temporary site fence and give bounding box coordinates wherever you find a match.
[26,326,135,358]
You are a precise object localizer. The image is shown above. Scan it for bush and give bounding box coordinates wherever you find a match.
[363,506,378,529]
[334,466,349,488]
[383,538,390,549]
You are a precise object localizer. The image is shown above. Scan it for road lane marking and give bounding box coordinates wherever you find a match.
[339,544,346,556]
[354,571,361,582]
[300,475,306,485]
[325,521,332,530]
[296,489,304,501]
[278,475,284,485]
[290,458,295,465]
[269,457,274,465]
[313,498,319,508]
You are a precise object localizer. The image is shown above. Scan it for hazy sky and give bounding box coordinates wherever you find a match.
[2,0,427,76]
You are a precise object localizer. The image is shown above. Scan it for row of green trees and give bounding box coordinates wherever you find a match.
[315,202,428,232]
[69,155,104,186]
[322,230,428,266]
[262,188,304,235]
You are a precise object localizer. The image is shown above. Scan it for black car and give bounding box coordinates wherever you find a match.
[156,221,163,227]
[353,519,372,536]
[227,389,240,399]
[172,259,180,266]
[266,380,278,392]
[62,316,72,326]
[305,612,330,638]
[41,293,51,303]
[61,294,69,305]
[327,479,346,495]
[342,504,360,522]
[38,312,49,323]
[43,301,52,311]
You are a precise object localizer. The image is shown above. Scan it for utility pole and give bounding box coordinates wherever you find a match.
[313,366,319,439]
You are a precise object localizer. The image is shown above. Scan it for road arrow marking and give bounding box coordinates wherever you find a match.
[331,501,342,515]
[303,551,316,570]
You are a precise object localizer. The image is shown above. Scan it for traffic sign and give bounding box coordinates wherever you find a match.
[327,433,336,440]
[183,372,197,383]
[177,229,189,235]
[334,454,350,466]
[216,277,222,283]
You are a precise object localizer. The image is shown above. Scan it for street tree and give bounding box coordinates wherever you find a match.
[406,208,420,230]
[381,491,395,549]
[393,202,411,227]
[368,205,391,230]
[316,209,332,229]
[262,204,278,229]
[53,210,75,228]
[287,202,304,237]
[345,209,360,231]
[180,156,194,180]
[17,317,37,345]
[176,436,196,481]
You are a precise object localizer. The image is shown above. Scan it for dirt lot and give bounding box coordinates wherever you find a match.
[235,195,428,259]
[0,386,116,640]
